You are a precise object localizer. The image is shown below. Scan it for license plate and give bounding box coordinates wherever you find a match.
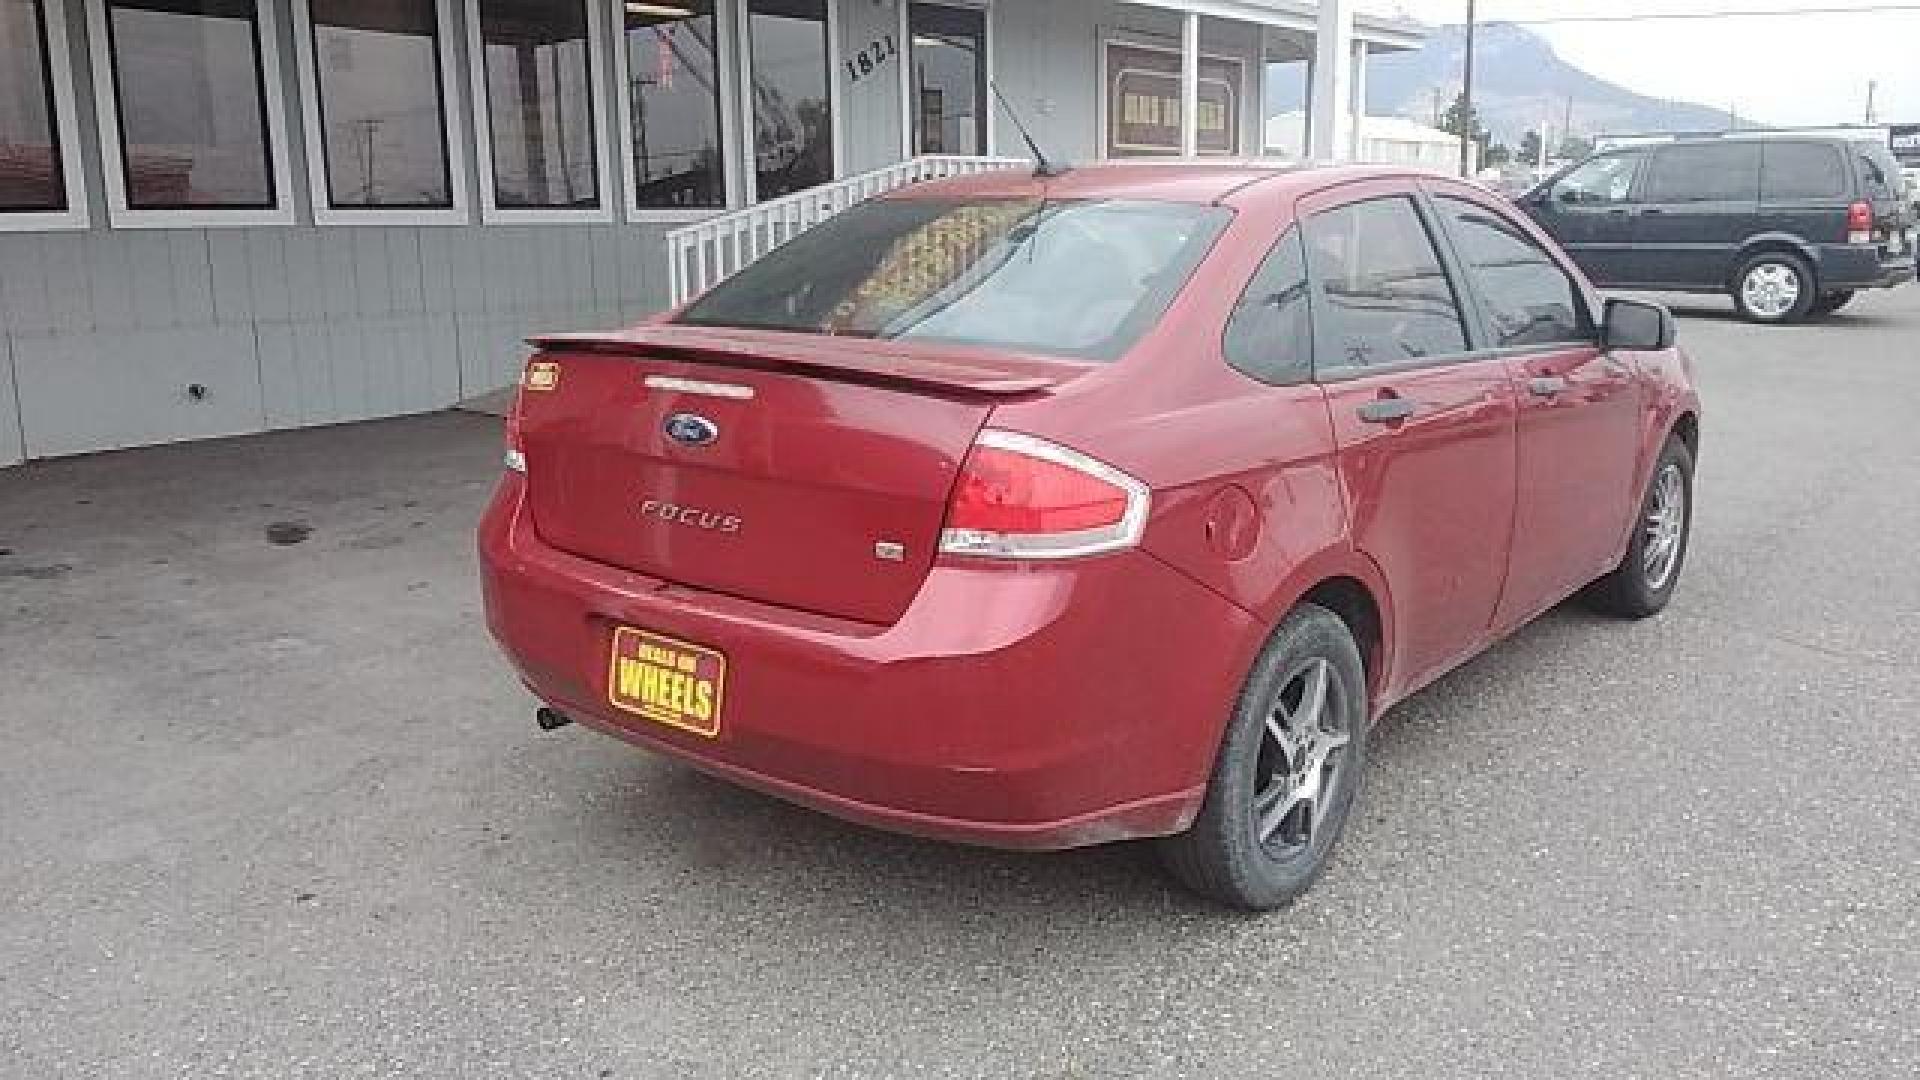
[607,627,726,739]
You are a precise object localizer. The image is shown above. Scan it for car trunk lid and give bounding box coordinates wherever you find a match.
[515,326,1094,624]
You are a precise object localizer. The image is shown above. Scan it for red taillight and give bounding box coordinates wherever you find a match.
[940,431,1148,560]
[1847,201,1874,244]
[503,381,530,474]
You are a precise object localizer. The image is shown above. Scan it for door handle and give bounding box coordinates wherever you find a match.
[1357,397,1417,424]
[1529,376,1569,398]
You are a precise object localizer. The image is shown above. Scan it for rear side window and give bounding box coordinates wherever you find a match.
[1434,195,1591,349]
[1854,141,1903,201]
[1761,142,1848,201]
[1643,143,1761,203]
[676,197,1231,361]
[1223,228,1312,384]
[1302,196,1468,371]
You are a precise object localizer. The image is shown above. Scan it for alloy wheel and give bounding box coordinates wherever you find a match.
[1643,462,1687,591]
[1251,657,1351,857]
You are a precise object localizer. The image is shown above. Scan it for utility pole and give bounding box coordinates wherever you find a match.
[1866,80,1878,125]
[1458,0,1477,177]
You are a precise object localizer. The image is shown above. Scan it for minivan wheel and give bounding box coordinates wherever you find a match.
[1157,604,1367,911]
[1809,290,1855,317]
[1732,253,1816,323]
[1583,436,1694,619]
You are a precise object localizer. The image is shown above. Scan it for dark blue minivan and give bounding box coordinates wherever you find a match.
[1522,135,1914,323]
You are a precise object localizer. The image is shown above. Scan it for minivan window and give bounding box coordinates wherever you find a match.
[1550,152,1643,206]
[1223,228,1312,385]
[1643,143,1761,203]
[1435,195,1590,349]
[1854,141,1903,201]
[1302,196,1468,370]
[675,198,1231,361]
[1761,142,1848,201]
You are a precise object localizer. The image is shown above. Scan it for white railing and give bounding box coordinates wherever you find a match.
[665,155,1029,308]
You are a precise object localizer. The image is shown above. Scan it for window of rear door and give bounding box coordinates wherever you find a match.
[1298,182,1519,691]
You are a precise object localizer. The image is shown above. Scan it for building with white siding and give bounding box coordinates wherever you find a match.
[0,0,1420,465]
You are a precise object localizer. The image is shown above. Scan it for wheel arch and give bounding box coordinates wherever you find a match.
[1298,577,1385,707]
[1254,550,1398,719]
[1728,234,1822,291]
[1670,410,1701,462]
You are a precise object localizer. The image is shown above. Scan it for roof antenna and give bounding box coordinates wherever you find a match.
[990,82,1070,178]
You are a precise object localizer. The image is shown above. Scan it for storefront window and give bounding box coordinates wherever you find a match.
[747,0,831,199]
[909,3,984,157]
[478,0,600,210]
[624,0,724,209]
[0,0,64,212]
[1105,41,1241,158]
[103,0,276,209]
[306,0,452,209]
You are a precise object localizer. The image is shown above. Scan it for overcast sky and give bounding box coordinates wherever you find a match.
[1373,1,1919,128]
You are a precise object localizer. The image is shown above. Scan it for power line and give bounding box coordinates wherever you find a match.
[1481,3,1920,25]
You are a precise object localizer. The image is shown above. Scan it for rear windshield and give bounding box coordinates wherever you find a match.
[676,198,1232,360]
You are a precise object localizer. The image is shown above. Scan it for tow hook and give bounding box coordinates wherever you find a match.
[535,707,574,732]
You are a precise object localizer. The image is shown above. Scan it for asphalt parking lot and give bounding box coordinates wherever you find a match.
[3,286,1917,1079]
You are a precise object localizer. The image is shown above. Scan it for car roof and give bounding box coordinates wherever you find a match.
[884,161,1464,207]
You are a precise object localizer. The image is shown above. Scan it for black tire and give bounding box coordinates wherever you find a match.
[1809,290,1855,317]
[1730,252,1817,324]
[1584,436,1695,619]
[1157,604,1368,911]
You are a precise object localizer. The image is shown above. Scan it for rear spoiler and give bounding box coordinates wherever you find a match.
[528,327,1092,398]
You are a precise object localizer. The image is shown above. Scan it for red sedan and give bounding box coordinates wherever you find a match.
[480,164,1701,909]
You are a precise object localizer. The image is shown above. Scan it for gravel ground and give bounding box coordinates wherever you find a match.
[2,287,1916,1079]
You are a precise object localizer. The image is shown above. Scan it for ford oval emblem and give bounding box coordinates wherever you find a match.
[664,412,720,448]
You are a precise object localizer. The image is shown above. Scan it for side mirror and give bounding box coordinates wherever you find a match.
[1603,297,1677,351]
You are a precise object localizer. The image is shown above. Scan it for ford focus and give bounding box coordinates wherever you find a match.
[479,164,1701,910]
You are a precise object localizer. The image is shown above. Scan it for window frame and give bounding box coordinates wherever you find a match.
[1298,189,1479,382]
[464,0,618,225]
[899,0,993,161]
[1641,141,1761,205]
[1757,140,1848,204]
[612,0,740,222]
[1096,34,1249,161]
[1221,224,1315,387]
[737,0,842,205]
[84,0,297,229]
[1425,185,1600,355]
[288,0,471,226]
[1,0,89,230]
[1547,148,1647,208]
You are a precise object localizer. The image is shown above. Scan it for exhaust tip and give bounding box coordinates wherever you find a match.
[535,707,574,732]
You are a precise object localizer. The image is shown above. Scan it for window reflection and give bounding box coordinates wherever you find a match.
[748,0,831,199]
[910,4,984,157]
[480,0,599,209]
[106,0,275,210]
[0,0,64,212]
[625,0,724,208]
[310,0,451,209]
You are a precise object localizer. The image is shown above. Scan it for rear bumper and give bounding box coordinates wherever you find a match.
[1815,245,1915,290]
[478,476,1261,850]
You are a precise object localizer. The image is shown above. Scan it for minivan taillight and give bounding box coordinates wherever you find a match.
[1847,201,1874,245]
[939,430,1150,560]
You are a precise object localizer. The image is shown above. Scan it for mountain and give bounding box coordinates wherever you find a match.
[1268,23,1749,146]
